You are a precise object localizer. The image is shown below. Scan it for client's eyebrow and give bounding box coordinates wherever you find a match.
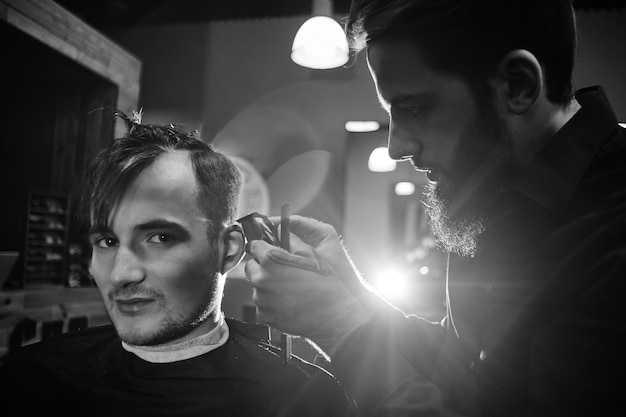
[88,220,190,237]
[135,219,190,237]
[88,225,111,237]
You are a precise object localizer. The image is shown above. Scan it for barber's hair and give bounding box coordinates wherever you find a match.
[346,0,577,105]
[82,111,242,241]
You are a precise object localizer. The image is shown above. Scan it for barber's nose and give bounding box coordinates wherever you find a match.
[388,120,421,161]
[110,246,145,287]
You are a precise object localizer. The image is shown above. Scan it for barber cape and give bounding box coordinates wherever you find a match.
[0,317,356,417]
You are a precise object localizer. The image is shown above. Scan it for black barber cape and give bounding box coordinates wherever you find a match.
[0,318,356,416]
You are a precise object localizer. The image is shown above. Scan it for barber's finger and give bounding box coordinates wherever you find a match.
[265,216,314,257]
[245,239,276,259]
[265,248,331,276]
[271,215,335,248]
[243,256,259,281]
[245,240,321,275]
[287,233,318,259]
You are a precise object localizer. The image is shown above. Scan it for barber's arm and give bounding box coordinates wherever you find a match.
[244,216,460,416]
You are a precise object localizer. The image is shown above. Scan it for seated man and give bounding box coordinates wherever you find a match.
[0,112,355,417]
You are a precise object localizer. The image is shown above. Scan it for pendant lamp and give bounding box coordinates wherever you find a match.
[291,0,349,69]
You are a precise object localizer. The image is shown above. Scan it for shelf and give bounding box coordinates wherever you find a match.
[25,242,65,248]
[25,259,64,263]
[27,226,67,232]
[28,207,68,215]
[23,191,70,288]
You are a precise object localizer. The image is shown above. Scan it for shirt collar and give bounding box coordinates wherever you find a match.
[121,312,229,363]
[509,86,618,213]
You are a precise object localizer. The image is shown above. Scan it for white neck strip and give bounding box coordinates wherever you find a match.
[122,313,229,363]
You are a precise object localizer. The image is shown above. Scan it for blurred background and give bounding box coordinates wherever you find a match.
[1,0,625,358]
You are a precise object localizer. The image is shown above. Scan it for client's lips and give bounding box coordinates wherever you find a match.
[115,298,154,314]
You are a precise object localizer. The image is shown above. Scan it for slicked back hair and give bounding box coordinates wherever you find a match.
[346,0,577,105]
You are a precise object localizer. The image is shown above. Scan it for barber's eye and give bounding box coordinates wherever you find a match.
[395,106,422,118]
[408,107,422,115]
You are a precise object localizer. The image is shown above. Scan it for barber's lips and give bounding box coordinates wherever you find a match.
[410,160,439,182]
[426,170,440,183]
[115,298,154,314]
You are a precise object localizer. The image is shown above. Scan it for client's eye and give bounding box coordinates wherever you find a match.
[95,237,118,248]
[147,234,173,244]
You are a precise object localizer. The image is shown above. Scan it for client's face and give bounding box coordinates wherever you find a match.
[89,151,224,346]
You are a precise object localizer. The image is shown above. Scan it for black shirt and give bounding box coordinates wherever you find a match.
[331,86,626,416]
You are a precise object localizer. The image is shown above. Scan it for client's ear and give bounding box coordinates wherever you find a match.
[220,224,245,274]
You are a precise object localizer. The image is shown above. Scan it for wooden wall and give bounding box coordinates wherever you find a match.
[1,0,141,125]
[0,0,141,356]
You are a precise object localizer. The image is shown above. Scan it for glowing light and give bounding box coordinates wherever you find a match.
[395,181,415,195]
[370,265,409,300]
[368,147,397,172]
[345,120,380,132]
[619,123,626,128]
[419,266,429,276]
[291,16,349,69]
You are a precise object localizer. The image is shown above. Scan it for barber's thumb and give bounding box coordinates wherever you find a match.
[266,248,331,276]
[245,239,274,258]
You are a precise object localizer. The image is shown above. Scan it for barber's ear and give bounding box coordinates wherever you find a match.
[494,49,543,115]
[220,224,245,274]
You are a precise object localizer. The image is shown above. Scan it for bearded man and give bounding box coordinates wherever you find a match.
[244,1,626,416]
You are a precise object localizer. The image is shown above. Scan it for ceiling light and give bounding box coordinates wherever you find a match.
[368,147,397,172]
[395,181,416,196]
[345,120,380,132]
[291,0,349,69]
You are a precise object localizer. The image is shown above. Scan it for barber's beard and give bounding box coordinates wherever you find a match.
[424,183,484,257]
[424,107,516,258]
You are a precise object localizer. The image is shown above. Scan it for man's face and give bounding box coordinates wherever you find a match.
[367,38,516,256]
[89,151,224,346]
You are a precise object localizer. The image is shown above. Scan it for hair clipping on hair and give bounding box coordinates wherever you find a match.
[132,108,143,125]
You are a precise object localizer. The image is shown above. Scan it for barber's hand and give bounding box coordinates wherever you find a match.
[244,215,378,356]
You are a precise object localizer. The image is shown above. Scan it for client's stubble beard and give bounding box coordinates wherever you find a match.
[111,250,224,347]
[423,101,516,258]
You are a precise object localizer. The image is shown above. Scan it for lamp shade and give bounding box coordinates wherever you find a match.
[368,147,397,172]
[291,16,349,69]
